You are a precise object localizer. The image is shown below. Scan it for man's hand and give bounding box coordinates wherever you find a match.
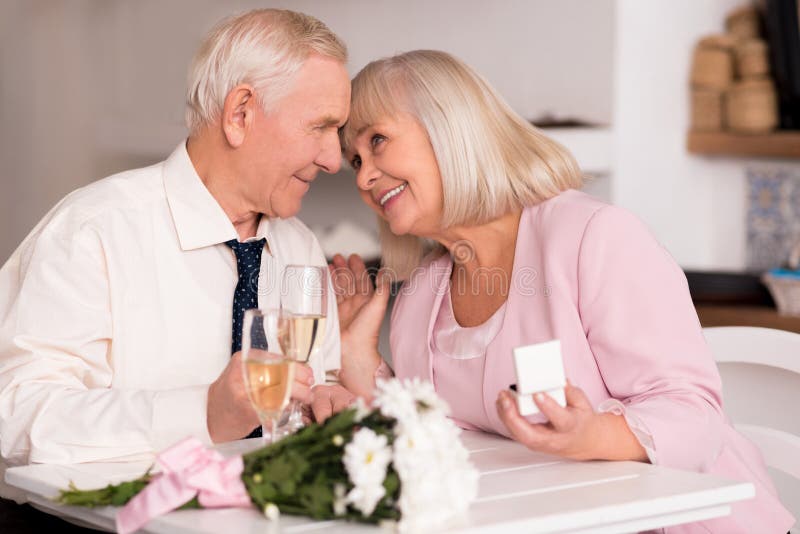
[207,352,258,443]
[207,352,315,443]
[291,363,315,405]
[308,383,356,424]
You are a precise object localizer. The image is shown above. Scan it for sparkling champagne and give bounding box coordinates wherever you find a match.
[279,314,326,362]
[243,359,295,417]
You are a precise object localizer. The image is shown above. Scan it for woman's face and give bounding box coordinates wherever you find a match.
[344,112,444,238]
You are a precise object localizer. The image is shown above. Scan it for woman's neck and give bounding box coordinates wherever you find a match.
[434,210,522,272]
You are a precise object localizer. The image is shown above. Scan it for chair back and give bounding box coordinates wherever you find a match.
[703,326,800,519]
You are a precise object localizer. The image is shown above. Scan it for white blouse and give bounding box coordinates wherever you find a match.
[431,279,507,432]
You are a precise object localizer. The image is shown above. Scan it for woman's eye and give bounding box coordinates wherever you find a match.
[351,155,362,170]
[370,134,385,148]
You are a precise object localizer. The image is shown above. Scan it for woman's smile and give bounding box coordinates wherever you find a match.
[378,182,408,209]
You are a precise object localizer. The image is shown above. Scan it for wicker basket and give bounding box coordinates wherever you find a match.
[691,35,735,90]
[691,88,723,131]
[726,5,761,40]
[725,78,778,133]
[762,272,800,316]
[735,39,770,78]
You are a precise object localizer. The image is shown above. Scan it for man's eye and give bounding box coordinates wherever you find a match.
[370,134,385,148]
[351,155,362,170]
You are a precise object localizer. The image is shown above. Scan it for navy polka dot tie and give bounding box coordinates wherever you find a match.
[225,238,267,439]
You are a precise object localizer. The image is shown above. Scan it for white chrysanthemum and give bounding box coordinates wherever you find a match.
[344,428,392,487]
[353,397,371,422]
[333,483,347,516]
[385,382,478,532]
[342,427,392,516]
[346,482,386,517]
[405,377,450,416]
[350,378,478,529]
[373,378,417,424]
[263,503,280,521]
[392,423,438,479]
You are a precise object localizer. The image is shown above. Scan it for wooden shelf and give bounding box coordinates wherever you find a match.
[687,131,800,158]
[695,304,800,334]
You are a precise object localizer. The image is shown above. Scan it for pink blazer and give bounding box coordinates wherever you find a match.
[390,190,794,533]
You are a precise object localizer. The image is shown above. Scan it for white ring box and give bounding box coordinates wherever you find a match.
[510,340,567,416]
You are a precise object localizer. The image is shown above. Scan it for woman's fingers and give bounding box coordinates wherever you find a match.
[496,390,552,447]
[330,253,374,299]
[496,382,600,460]
[363,270,391,320]
[309,384,354,423]
[311,395,333,423]
[564,381,593,411]
[348,254,371,295]
[532,392,574,432]
[330,254,355,300]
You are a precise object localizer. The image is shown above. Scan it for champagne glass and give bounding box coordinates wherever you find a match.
[279,265,328,431]
[241,308,295,444]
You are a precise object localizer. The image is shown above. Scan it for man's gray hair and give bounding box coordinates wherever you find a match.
[185,9,347,134]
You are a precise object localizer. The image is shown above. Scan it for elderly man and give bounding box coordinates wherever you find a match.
[0,8,354,478]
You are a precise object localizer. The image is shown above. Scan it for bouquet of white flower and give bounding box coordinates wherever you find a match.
[58,378,479,533]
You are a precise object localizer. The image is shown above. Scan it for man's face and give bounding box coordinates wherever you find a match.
[240,54,351,219]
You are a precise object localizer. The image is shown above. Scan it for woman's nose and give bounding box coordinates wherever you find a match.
[356,159,380,191]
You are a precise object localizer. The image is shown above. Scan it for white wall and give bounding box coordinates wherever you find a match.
[0,1,105,261]
[5,0,783,272]
[0,0,615,263]
[613,0,800,271]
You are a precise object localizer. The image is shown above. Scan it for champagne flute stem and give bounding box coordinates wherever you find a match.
[290,400,300,428]
[270,416,279,444]
[259,418,269,446]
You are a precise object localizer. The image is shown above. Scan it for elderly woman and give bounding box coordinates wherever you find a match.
[330,50,793,532]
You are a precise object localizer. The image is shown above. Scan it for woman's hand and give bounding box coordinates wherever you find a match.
[496,382,648,462]
[329,254,392,398]
[306,383,357,424]
[330,254,375,332]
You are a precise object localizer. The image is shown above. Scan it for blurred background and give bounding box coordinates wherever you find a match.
[2,0,800,325]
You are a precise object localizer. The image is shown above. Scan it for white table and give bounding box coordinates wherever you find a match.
[5,431,753,533]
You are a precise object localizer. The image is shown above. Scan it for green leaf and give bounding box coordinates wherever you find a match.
[383,469,400,497]
[297,475,334,519]
[177,497,201,510]
[57,469,154,508]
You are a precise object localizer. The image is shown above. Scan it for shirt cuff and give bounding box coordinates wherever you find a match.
[324,369,341,385]
[597,398,657,464]
[151,384,212,451]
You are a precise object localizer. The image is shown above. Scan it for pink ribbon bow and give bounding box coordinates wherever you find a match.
[116,437,252,534]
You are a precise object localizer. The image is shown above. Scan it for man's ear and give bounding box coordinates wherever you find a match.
[221,84,255,148]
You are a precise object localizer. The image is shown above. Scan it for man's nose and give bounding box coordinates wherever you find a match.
[315,131,343,174]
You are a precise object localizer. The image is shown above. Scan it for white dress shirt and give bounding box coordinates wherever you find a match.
[0,142,341,469]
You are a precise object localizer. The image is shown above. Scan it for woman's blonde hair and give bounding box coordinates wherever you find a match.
[186,9,347,134]
[340,50,583,280]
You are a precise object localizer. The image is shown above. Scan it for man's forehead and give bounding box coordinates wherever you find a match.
[292,74,350,124]
[317,114,345,127]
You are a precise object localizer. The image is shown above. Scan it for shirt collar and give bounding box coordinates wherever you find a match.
[162,141,272,252]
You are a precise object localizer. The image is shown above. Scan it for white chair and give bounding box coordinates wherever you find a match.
[703,326,800,521]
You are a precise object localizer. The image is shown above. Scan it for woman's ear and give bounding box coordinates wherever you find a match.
[221,84,255,148]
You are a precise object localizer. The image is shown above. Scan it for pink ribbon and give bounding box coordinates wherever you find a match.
[116,438,252,534]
